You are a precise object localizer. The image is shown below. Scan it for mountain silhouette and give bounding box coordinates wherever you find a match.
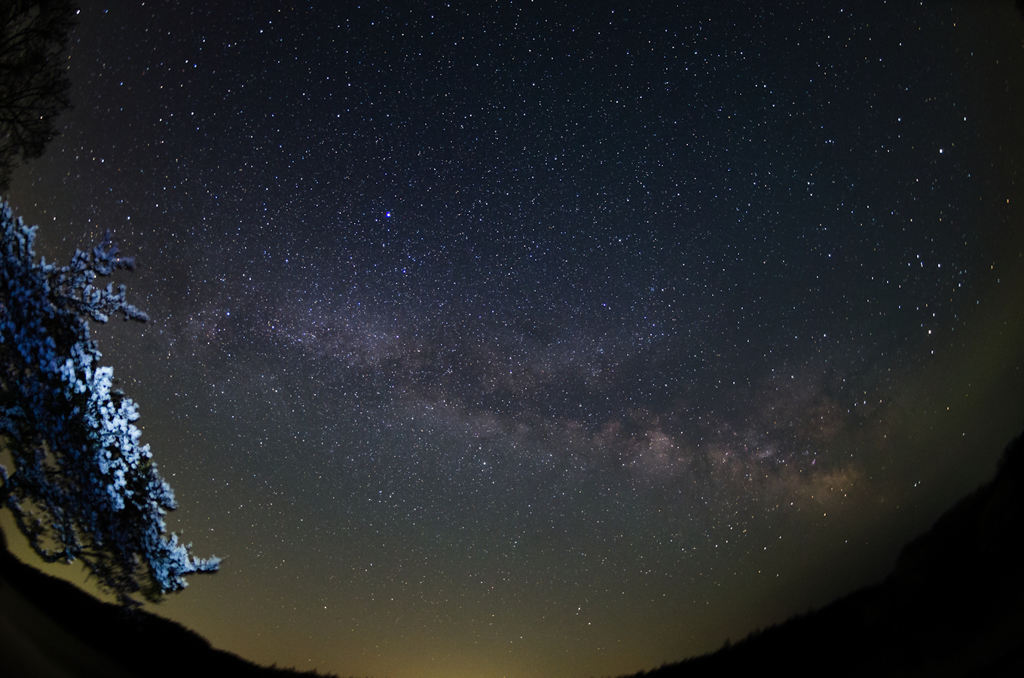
[0,526,340,678]
[614,431,1024,678]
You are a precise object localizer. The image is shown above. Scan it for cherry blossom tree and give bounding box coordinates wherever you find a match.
[0,199,219,607]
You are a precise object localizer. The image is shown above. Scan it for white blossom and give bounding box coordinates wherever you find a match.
[0,200,219,607]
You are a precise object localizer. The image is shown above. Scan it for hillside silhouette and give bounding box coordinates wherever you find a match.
[614,431,1024,678]
[0,526,344,678]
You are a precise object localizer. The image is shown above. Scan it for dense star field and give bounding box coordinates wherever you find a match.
[5,2,1024,677]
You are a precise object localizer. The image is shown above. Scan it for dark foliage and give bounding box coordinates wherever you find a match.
[0,0,77,191]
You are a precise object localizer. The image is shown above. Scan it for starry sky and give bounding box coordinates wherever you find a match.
[5,2,1024,677]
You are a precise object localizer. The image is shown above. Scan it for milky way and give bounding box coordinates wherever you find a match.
[6,2,1024,678]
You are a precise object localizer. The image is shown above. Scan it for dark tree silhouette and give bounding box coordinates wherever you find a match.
[0,0,77,191]
[0,199,219,607]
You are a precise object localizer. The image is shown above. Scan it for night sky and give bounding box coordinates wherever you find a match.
[5,2,1024,677]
